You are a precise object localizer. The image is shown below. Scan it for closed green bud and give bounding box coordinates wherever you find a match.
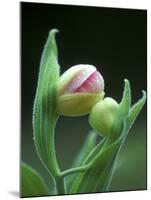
[57,64,105,116]
[89,97,119,137]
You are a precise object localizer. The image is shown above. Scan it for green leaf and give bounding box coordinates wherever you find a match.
[70,137,123,194]
[119,79,131,117]
[68,137,107,194]
[32,29,61,178]
[126,90,146,132]
[65,131,97,192]
[109,79,131,140]
[83,137,106,164]
[21,163,50,197]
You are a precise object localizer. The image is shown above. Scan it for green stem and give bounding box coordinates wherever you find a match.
[61,164,90,178]
[55,176,66,194]
[48,117,61,177]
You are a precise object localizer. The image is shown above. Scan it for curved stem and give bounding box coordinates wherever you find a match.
[48,117,61,177]
[61,164,90,178]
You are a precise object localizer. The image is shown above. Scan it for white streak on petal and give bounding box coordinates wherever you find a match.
[65,65,96,93]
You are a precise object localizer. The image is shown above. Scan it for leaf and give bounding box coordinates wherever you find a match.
[68,137,108,194]
[70,137,123,194]
[65,131,97,192]
[126,90,146,132]
[21,163,50,197]
[119,79,131,117]
[32,29,61,178]
[83,137,106,164]
[109,79,131,140]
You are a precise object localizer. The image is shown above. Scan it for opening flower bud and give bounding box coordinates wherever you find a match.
[89,97,119,137]
[57,64,105,116]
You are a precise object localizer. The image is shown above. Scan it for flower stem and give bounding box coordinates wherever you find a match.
[55,176,66,195]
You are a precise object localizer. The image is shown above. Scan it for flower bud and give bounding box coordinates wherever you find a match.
[89,97,119,137]
[57,64,105,116]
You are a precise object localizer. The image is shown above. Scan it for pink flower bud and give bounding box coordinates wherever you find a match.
[57,64,105,116]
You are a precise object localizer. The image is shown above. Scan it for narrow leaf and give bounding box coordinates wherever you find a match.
[119,79,131,117]
[68,137,112,194]
[21,163,49,197]
[33,29,61,178]
[84,137,106,164]
[109,79,131,140]
[126,90,146,132]
[70,137,123,194]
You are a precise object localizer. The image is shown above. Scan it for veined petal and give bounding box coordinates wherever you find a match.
[75,71,104,93]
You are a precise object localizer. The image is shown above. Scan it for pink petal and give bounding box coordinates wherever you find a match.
[75,71,104,93]
[65,67,96,93]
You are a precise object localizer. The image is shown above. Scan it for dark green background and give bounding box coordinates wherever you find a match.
[21,2,147,195]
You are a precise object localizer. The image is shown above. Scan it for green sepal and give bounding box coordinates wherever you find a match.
[58,92,104,117]
[20,163,50,197]
[33,29,61,178]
